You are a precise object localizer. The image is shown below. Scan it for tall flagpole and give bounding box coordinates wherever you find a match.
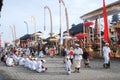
[10,26,15,47]
[59,0,62,56]
[44,6,53,37]
[31,16,36,49]
[59,0,61,37]
[98,16,102,56]
[13,25,16,46]
[24,21,29,34]
[59,0,69,49]
[44,8,46,31]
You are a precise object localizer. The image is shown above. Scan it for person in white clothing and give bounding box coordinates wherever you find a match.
[19,57,25,66]
[24,56,31,68]
[103,43,111,69]
[39,50,44,58]
[45,46,49,55]
[6,57,15,66]
[28,58,33,70]
[36,60,47,73]
[31,58,37,70]
[73,44,83,73]
[12,53,21,65]
[26,48,30,56]
[65,56,71,75]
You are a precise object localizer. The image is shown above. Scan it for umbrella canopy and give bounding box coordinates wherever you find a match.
[5,42,10,44]
[83,21,94,27]
[49,38,58,42]
[62,36,72,40]
[74,33,86,39]
[45,37,57,42]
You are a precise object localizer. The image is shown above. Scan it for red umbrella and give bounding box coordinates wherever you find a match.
[74,33,86,39]
[83,21,94,27]
[5,42,10,44]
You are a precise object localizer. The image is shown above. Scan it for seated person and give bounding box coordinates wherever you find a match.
[39,50,44,58]
[36,59,47,73]
[6,57,15,67]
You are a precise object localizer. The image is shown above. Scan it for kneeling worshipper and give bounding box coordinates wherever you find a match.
[26,47,30,56]
[31,58,38,70]
[39,50,44,58]
[6,57,15,66]
[19,55,25,66]
[24,56,32,68]
[36,59,47,73]
[12,52,21,65]
[28,57,33,70]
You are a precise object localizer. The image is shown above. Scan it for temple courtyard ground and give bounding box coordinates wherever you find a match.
[0,56,120,80]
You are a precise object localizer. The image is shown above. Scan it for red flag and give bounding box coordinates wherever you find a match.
[103,0,109,42]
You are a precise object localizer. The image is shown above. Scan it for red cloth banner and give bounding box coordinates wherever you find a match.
[103,0,109,42]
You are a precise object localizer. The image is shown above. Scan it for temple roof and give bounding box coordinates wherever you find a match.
[80,1,120,20]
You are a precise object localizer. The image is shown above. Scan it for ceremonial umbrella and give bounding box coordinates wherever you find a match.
[62,36,72,40]
[74,33,86,48]
[74,33,86,39]
[83,21,94,27]
[49,37,58,42]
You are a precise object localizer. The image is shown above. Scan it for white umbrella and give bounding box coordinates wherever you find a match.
[62,36,72,40]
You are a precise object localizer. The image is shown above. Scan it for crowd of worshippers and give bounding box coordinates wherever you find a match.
[0,45,90,75]
[0,47,47,73]
[0,42,111,75]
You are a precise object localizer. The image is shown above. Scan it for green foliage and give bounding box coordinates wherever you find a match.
[112,14,120,23]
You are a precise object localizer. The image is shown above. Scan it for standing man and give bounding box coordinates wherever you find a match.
[73,44,83,73]
[103,43,111,69]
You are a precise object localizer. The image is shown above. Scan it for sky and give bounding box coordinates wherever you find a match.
[0,0,118,46]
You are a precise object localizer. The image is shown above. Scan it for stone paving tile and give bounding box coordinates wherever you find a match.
[0,57,120,80]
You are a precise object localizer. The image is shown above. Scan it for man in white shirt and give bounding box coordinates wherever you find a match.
[103,43,111,69]
[73,44,83,73]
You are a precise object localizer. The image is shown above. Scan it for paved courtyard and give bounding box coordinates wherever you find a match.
[0,56,120,80]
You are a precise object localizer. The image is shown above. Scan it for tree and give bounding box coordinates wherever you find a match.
[69,23,83,36]
[0,0,3,12]
[111,14,120,23]
[71,24,76,28]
